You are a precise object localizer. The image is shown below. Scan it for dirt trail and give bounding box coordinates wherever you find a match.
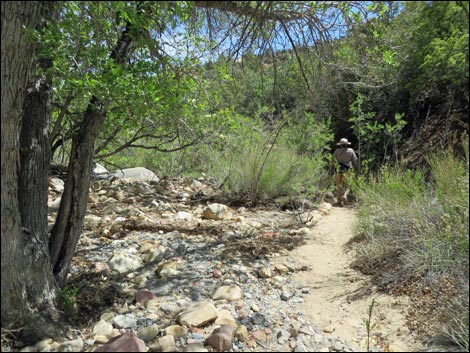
[284,206,424,352]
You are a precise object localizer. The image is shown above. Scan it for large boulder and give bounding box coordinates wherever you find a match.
[94,163,109,174]
[112,167,160,182]
[92,163,113,180]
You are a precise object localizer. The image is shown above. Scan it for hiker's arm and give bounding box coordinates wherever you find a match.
[351,152,359,171]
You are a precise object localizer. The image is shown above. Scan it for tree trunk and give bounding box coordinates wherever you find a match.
[20,61,53,247]
[49,96,107,284]
[1,1,60,341]
[49,21,139,284]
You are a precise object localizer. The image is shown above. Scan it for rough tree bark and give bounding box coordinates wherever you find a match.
[49,96,108,284]
[19,59,53,252]
[1,1,59,341]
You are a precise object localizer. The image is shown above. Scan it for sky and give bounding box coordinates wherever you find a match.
[158,1,396,63]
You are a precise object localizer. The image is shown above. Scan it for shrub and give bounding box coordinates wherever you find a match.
[351,136,469,348]
[207,126,323,205]
[59,285,78,313]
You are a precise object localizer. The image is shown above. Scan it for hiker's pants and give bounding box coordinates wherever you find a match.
[335,171,351,202]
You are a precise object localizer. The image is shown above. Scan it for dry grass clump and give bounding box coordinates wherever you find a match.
[351,137,469,351]
[407,278,468,352]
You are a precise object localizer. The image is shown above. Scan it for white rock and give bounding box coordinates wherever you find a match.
[152,335,176,352]
[112,314,137,329]
[258,266,272,278]
[177,301,218,327]
[85,214,102,226]
[108,251,142,274]
[113,167,160,182]
[214,309,238,327]
[202,203,230,220]
[48,197,62,210]
[212,284,244,301]
[34,339,53,351]
[138,325,160,342]
[175,211,193,220]
[93,320,113,337]
[49,178,64,193]
[163,325,188,338]
[94,163,109,174]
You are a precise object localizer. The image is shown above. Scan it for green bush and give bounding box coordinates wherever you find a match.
[207,127,322,205]
[351,136,469,348]
[413,139,469,276]
[59,285,78,313]
[351,165,428,242]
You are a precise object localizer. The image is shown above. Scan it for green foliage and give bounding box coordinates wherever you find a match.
[424,136,470,259]
[334,1,403,87]
[206,118,322,205]
[327,0,468,175]
[15,1,468,346]
[439,284,469,352]
[363,298,377,352]
[31,0,467,179]
[281,112,334,157]
[348,93,380,175]
[221,143,313,204]
[396,1,469,96]
[427,138,469,221]
[102,109,253,176]
[59,285,78,313]
[383,112,407,163]
[351,165,427,244]
[420,2,469,87]
[421,32,469,87]
[355,165,427,206]
[35,1,215,165]
[348,94,408,174]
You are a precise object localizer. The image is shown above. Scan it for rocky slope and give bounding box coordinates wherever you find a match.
[10,173,417,352]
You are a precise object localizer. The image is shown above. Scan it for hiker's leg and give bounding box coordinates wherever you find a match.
[342,172,350,203]
[343,188,350,204]
[335,173,343,202]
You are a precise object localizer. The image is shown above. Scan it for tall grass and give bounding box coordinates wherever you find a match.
[207,128,324,205]
[351,136,469,351]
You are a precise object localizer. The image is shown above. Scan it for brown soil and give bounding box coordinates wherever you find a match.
[281,206,425,352]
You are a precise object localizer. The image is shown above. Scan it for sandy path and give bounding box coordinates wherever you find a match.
[284,206,424,352]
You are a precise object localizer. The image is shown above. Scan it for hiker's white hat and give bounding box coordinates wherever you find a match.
[337,138,351,145]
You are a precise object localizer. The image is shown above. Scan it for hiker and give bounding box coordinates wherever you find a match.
[332,138,358,206]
